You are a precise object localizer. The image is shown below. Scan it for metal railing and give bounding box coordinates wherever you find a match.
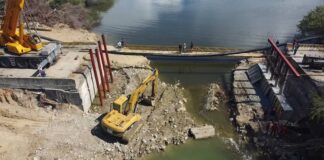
[268,37,301,77]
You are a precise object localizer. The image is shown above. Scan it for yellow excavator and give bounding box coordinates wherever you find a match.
[101,69,159,143]
[0,0,43,54]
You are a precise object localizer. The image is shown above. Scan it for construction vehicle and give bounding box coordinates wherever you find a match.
[302,54,324,70]
[101,69,159,143]
[0,0,61,69]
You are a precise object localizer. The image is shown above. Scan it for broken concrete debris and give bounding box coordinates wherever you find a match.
[189,125,216,139]
[205,83,226,111]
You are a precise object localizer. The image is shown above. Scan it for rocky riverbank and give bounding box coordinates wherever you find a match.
[229,58,324,160]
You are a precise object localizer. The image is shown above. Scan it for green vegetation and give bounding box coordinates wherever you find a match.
[311,94,324,122]
[86,0,115,12]
[49,0,114,10]
[49,0,85,8]
[86,0,115,27]
[298,6,324,35]
[47,0,115,28]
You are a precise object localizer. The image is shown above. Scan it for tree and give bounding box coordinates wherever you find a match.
[311,94,324,122]
[298,6,324,35]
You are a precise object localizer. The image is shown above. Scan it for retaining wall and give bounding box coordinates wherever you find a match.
[0,63,101,112]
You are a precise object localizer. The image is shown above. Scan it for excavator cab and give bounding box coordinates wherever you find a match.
[112,95,128,114]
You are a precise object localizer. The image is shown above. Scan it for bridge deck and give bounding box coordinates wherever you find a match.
[287,43,324,84]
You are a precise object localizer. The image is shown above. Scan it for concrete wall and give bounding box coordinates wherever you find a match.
[75,64,99,112]
[0,77,77,91]
[76,54,110,112]
[45,89,82,106]
[247,64,294,121]
[247,64,317,121]
[0,62,102,112]
[283,76,314,120]
[0,77,84,107]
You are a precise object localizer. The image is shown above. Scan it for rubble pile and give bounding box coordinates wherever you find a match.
[204,83,226,111]
[0,67,198,160]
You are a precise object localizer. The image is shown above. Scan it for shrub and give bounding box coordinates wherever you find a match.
[25,0,114,29]
[298,6,324,35]
[311,94,324,121]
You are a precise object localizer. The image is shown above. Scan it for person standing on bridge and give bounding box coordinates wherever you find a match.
[121,38,126,47]
[292,38,300,55]
[190,41,194,51]
[294,43,300,55]
[293,43,300,55]
[38,68,46,77]
[178,44,182,53]
[292,38,297,50]
[183,43,187,52]
[117,41,122,48]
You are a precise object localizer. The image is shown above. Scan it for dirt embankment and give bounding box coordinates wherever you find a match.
[37,24,99,43]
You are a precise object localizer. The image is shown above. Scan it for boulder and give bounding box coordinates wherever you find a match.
[189,125,215,139]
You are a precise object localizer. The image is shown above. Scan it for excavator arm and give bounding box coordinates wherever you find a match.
[126,69,159,114]
[1,0,24,37]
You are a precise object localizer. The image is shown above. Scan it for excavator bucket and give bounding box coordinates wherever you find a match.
[140,96,156,106]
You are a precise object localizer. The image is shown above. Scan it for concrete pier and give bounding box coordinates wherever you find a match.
[0,46,101,112]
[247,64,294,120]
[232,61,264,131]
[236,41,324,122]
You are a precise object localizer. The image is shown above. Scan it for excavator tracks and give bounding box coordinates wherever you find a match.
[0,51,43,68]
[121,120,145,144]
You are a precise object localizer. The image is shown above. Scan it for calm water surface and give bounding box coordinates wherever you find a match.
[147,58,245,160]
[94,0,324,48]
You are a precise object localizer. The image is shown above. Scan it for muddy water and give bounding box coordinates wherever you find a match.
[146,57,246,160]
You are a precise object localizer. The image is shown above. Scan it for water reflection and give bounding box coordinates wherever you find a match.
[94,0,324,48]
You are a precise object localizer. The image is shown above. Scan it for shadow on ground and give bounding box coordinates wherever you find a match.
[91,113,126,144]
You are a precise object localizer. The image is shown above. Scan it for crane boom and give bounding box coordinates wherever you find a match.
[0,0,43,54]
[1,0,24,37]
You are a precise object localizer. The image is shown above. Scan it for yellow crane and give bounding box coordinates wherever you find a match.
[101,69,159,143]
[0,0,43,54]
[0,0,60,69]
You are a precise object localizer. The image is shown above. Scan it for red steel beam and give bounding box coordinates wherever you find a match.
[101,34,114,83]
[98,40,110,92]
[89,49,103,106]
[95,49,107,98]
[268,37,301,77]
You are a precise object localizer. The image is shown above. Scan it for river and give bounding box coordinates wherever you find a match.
[146,58,244,160]
[93,0,324,49]
[92,0,324,159]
